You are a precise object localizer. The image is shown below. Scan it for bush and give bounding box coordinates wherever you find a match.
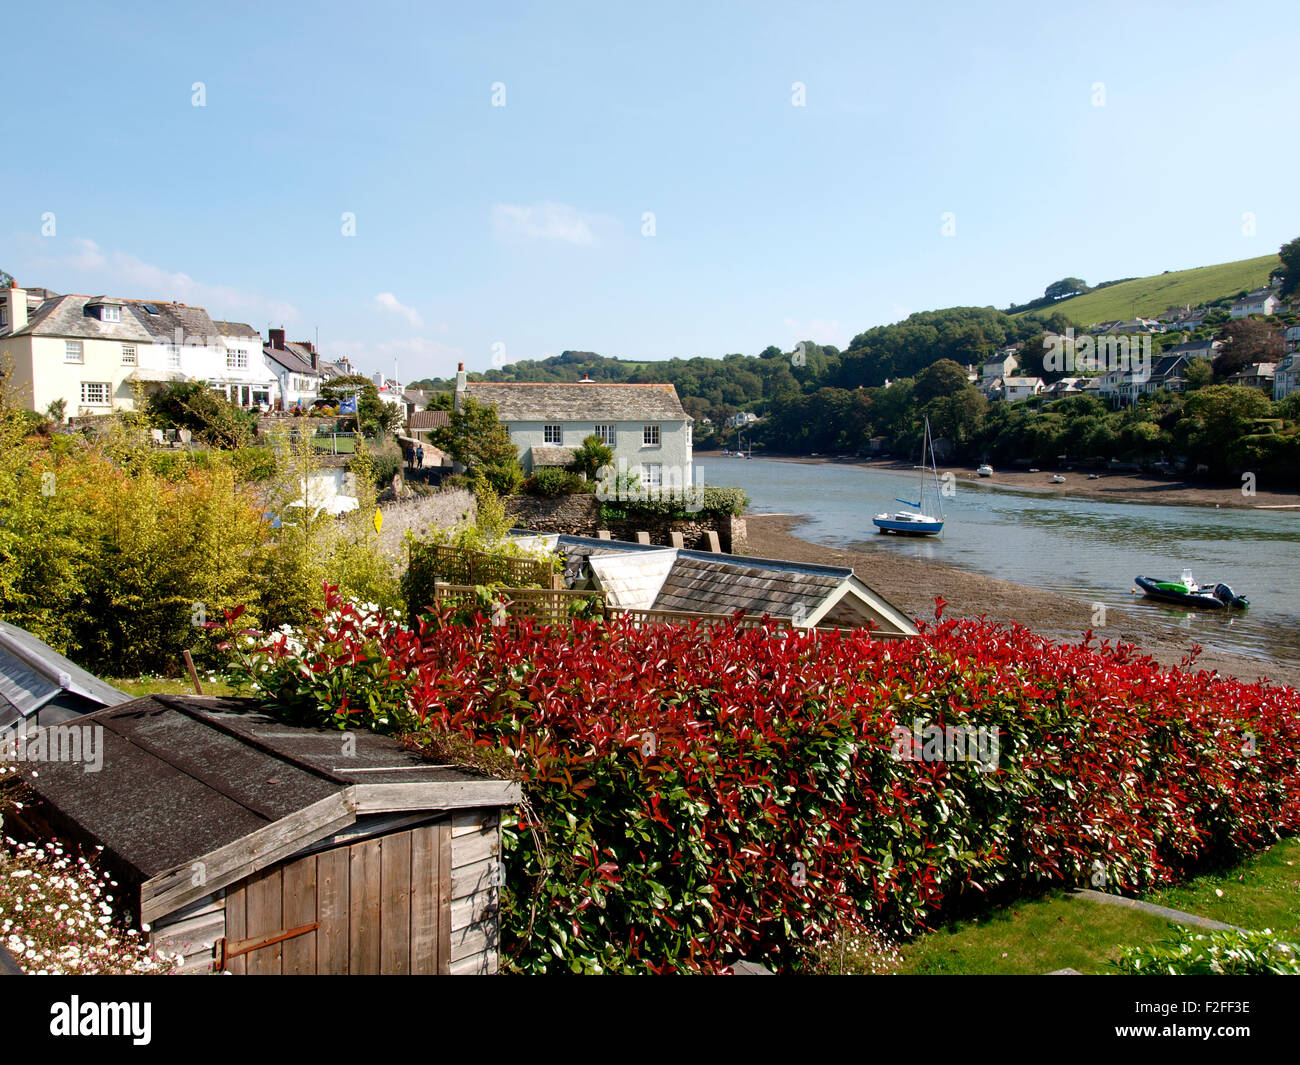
[224,595,1300,974]
[1115,927,1300,975]
[523,467,584,497]
[598,484,749,523]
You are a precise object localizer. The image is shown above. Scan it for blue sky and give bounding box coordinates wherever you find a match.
[3,1,1298,381]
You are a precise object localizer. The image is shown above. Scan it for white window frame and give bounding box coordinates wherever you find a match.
[80,381,111,406]
[227,346,249,370]
[641,463,663,488]
[65,341,84,364]
[685,422,693,447]
[642,424,661,446]
[594,424,616,446]
[544,424,563,444]
[121,345,136,365]
[101,305,121,323]
[167,344,181,368]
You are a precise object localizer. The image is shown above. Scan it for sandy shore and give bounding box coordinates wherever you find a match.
[745,513,1300,689]
[729,454,1300,512]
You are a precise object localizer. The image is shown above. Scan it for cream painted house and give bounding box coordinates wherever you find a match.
[0,283,281,416]
[454,366,693,486]
[0,286,169,415]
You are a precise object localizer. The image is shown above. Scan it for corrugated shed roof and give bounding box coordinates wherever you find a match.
[0,621,129,732]
[464,382,687,421]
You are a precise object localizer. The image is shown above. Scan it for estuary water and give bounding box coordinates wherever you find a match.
[700,456,1300,668]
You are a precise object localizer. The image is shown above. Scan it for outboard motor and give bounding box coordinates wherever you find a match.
[1214,583,1246,608]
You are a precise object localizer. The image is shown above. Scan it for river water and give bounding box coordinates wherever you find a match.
[700,456,1300,668]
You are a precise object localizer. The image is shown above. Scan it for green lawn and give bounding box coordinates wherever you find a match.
[1143,836,1300,936]
[871,835,1300,975]
[1016,253,1281,326]
[109,675,238,698]
[892,892,1176,975]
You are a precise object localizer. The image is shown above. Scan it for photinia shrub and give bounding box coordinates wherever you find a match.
[222,588,1300,973]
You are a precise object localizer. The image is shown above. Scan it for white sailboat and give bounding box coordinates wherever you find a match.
[873,417,945,536]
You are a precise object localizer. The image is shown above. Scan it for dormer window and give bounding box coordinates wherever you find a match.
[101,305,121,323]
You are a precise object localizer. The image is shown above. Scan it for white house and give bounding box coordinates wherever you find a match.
[1231,290,1280,318]
[0,284,268,417]
[1274,354,1300,401]
[211,321,279,408]
[1002,376,1045,402]
[454,366,693,486]
[263,328,324,410]
[981,352,1019,387]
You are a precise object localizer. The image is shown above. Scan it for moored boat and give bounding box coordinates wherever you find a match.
[977,464,993,477]
[1135,572,1249,610]
[874,417,944,536]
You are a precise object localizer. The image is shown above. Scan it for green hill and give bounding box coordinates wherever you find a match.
[1015,253,1281,326]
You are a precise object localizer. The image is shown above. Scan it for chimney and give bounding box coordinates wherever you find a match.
[455,361,467,391]
[310,353,319,371]
[269,327,286,350]
[4,281,26,333]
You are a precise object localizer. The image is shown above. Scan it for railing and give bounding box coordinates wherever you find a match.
[310,431,358,455]
[412,544,559,589]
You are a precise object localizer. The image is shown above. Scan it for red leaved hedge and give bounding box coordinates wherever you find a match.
[225,592,1300,973]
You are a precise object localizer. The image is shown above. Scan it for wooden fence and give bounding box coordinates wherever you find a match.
[415,544,559,588]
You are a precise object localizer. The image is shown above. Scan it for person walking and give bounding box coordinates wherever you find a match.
[416,444,425,469]
[404,443,414,470]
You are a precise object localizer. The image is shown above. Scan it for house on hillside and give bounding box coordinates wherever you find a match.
[1284,324,1300,353]
[454,365,693,485]
[1139,353,1192,395]
[1002,376,1045,402]
[1274,354,1300,401]
[1231,290,1280,318]
[0,620,130,737]
[513,533,918,636]
[1226,362,1276,391]
[981,352,1019,387]
[13,695,520,974]
[264,328,324,409]
[1043,377,1087,396]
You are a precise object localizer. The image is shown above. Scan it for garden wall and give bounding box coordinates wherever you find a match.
[505,494,746,553]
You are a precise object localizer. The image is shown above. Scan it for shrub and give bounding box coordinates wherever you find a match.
[223,594,1300,974]
[523,467,584,497]
[1114,927,1300,975]
[598,484,749,523]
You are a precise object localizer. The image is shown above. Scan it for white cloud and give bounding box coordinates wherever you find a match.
[32,238,299,324]
[490,201,615,245]
[372,292,423,327]
[783,316,847,347]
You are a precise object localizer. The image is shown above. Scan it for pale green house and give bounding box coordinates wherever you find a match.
[454,367,694,487]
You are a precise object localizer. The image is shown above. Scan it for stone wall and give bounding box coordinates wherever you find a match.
[505,494,746,553]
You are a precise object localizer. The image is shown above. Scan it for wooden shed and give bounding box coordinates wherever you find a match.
[14,695,519,975]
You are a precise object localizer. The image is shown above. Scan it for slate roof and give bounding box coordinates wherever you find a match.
[124,300,219,344]
[0,620,130,733]
[528,445,575,466]
[1149,354,1190,380]
[408,409,450,430]
[212,320,261,339]
[264,344,321,377]
[1,293,156,342]
[22,695,519,891]
[653,554,847,616]
[463,382,687,421]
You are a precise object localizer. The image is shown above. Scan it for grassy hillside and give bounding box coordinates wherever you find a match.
[1016,253,1281,325]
